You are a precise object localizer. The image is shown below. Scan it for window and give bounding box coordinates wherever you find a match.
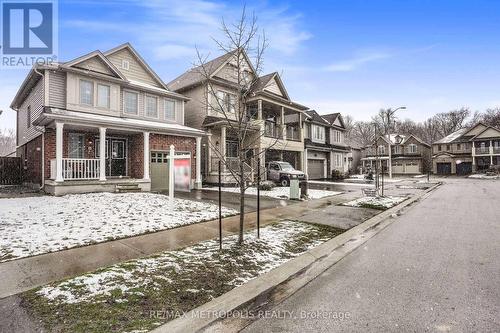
[438,145,442,151]
[122,59,129,70]
[214,90,236,113]
[331,130,342,143]
[312,125,325,143]
[408,144,418,154]
[377,145,385,155]
[68,133,84,158]
[27,106,31,128]
[446,144,451,151]
[394,145,401,154]
[456,143,461,150]
[226,140,239,158]
[145,95,158,118]
[124,91,138,114]
[95,139,109,158]
[335,153,342,167]
[80,80,94,106]
[97,84,110,108]
[165,99,176,120]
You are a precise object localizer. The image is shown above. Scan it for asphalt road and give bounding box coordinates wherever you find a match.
[242,178,500,332]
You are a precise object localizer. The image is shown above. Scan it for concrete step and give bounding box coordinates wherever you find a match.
[115,183,141,193]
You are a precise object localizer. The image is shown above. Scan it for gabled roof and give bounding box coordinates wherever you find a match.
[322,112,345,129]
[305,110,331,126]
[470,125,500,140]
[249,72,290,100]
[403,134,430,147]
[64,50,127,80]
[103,42,169,90]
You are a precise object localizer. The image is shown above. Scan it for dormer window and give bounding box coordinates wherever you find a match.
[121,60,130,70]
[311,125,325,143]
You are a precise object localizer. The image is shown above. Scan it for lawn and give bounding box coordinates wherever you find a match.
[0,192,237,262]
[21,221,343,333]
[341,196,408,210]
[203,186,341,200]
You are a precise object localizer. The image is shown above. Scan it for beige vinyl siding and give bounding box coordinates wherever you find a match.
[264,78,283,96]
[48,70,66,108]
[17,78,44,146]
[74,56,114,76]
[106,48,160,87]
[182,85,209,130]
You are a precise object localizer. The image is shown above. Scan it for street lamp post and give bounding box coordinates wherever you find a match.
[385,106,406,179]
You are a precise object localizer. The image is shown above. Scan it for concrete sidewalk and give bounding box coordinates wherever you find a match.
[0,190,362,299]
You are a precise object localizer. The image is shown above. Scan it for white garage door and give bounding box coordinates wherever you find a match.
[308,159,325,179]
[404,163,420,174]
[392,164,404,174]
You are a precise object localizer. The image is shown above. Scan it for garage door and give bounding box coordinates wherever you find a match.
[456,162,472,175]
[404,163,420,174]
[150,151,170,191]
[308,159,325,179]
[392,164,404,174]
[436,162,451,175]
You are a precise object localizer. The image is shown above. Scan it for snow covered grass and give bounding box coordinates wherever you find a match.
[204,186,341,200]
[22,221,343,333]
[341,196,408,210]
[0,193,237,262]
[468,174,499,179]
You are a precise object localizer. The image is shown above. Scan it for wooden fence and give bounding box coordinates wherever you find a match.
[0,157,23,185]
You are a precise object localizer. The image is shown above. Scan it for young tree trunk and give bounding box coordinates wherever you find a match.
[238,161,245,244]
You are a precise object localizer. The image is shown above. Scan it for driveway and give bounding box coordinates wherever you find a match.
[243,178,500,332]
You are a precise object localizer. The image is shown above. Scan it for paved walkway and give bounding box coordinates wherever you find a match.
[243,178,500,333]
[0,190,364,299]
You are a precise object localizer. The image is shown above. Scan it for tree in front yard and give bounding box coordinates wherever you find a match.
[194,8,279,244]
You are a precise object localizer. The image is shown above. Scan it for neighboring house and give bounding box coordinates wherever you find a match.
[11,43,204,195]
[167,49,309,184]
[432,123,500,175]
[360,134,431,175]
[346,142,362,174]
[302,110,349,179]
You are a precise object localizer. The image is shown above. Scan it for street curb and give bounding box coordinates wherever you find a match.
[151,182,441,333]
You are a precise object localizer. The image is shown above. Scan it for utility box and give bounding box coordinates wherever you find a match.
[299,180,308,198]
[289,178,300,200]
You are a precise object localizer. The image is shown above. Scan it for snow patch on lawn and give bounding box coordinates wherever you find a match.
[342,196,407,210]
[35,221,334,305]
[204,186,341,200]
[468,174,499,179]
[0,193,237,262]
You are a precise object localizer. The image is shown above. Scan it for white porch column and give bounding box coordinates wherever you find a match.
[330,151,335,174]
[195,136,202,189]
[281,106,286,139]
[55,122,64,182]
[303,148,308,177]
[299,113,304,142]
[143,131,150,180]
[257,99,263,120]
[99,127,107,181]
[490,140,494,165]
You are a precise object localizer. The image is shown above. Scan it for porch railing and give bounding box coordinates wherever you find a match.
[51,158,100,180]
[286,126,300,141]
[475,147,490,155]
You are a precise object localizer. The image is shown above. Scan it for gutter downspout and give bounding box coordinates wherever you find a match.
[33,66,46,190]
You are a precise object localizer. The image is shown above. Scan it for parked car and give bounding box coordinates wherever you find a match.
[267,161,306,186]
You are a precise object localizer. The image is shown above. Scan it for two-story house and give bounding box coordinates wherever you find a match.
[302,111,349,179]
[167,49,309,184]
[11,43,204,195]
[432,123,500,175]
[361,134,431,175]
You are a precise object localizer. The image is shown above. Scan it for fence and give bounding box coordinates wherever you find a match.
[0,157,23,185]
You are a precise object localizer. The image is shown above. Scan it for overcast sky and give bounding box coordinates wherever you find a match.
[2,0,500,131]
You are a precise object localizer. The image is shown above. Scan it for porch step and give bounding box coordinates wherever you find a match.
[115,183,141,193]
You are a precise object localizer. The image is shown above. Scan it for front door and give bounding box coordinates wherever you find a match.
[95,138,127,177]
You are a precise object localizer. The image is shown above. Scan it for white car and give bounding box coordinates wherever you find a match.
[267,161,306,186]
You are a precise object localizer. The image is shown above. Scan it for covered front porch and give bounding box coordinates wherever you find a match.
[35,108,203,195]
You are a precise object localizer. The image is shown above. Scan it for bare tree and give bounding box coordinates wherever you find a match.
[351,121,375,147]
[0,129,16,156]
[433,107,470,137]
[480,107,500,128]
[194,8,272,244]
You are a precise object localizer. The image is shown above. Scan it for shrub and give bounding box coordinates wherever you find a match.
[258,181,275,191]
[331,170,345,180]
